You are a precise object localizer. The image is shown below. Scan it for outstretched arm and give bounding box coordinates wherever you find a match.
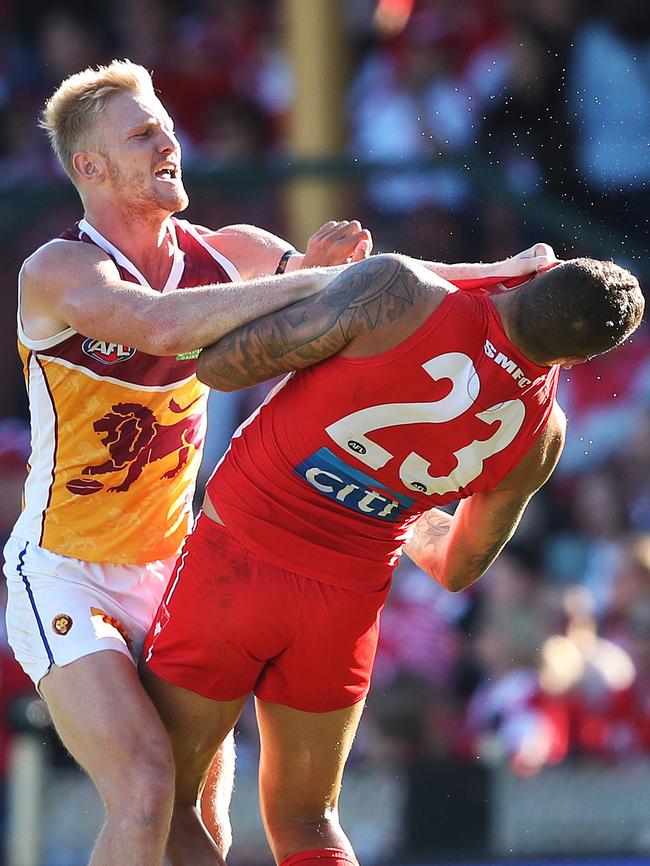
[20,242,343,357]
[196,254,436,391]
[417,243,557,283]
[20,219,373,357]
[404,404,566,591]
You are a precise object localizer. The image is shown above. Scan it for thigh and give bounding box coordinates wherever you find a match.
[141,661,247,803]
[40,650,172,795]
[144,514,294,702]
[256,578,389,713]
[3,536,173,687]
[256,699,366,855]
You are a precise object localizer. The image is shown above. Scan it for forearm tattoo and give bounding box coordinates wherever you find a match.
[405,510,452,559]
[464,496,529,580]
[405,495,530,591]
[199,255,419,387]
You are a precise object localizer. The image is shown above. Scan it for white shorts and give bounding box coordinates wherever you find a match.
[3,535,178,689]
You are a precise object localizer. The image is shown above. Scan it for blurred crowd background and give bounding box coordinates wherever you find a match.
[1,0,649,863]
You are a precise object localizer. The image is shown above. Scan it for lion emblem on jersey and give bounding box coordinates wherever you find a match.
[66,396,204,494]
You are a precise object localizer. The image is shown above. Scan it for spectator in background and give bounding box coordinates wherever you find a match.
[553,327,650,473]
[534,584,635,760]
[457,550,570,776]
[200,96,273,164]
[460,606,570,775]
[38,10,107,83]
[602,594,650,758]
[373,557,462,692]
[365,555,465,762]
[0,419,30,538]
[615,410,650,533]
[544,469,629,612]
[0,580,34,854]
[569,0,650,244]
[600,535,650,653]
[347,0,508,258]
[480,0,582,202]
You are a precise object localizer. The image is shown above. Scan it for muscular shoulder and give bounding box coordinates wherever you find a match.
[498,401,566,495]
[21,240,118,339]
[23,239,112,284]
[22,239,117,304]
[338,254,452,358]
[200,223,292,279]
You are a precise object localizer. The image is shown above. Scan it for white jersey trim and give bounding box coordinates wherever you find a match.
[13,354,58,545]
[160,219,186,294]
[175,220,241,282]
[78,218,184,292]
[18,239,78,351]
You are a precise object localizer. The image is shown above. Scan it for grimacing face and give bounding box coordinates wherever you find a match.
[82,89,189,215]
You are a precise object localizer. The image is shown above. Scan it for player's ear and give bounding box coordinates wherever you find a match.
[72,150,106,184]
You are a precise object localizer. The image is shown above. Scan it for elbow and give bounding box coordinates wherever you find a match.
[195,350,242,392]
[445,570,479,593]
[147,333,184,357]
[444,577,470,593]
[434,569,474,593]
[131,306,187,357]
[144,318,212,358]
[149,312,197,356]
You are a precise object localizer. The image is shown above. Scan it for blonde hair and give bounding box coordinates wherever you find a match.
[39,59,155,182]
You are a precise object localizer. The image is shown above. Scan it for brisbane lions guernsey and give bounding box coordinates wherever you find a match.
[207,273,560,590]
[14,217,239,565]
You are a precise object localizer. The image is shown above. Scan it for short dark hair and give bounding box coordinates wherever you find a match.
[513,258,645,361]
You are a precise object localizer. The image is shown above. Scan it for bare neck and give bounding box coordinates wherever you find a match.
[83,202,175,290]
[489,291,547,366]
[489,292,517,343]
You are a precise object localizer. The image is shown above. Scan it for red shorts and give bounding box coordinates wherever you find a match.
[143,514,390,712]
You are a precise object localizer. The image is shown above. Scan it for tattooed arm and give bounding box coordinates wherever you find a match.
[403,493,534,593]
[196,254,445,391]
[404,404,566,592]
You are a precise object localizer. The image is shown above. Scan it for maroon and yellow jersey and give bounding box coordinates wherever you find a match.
[14,217,239,564]
[207,274,560,590]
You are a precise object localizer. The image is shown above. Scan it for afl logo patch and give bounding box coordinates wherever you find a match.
[52,614,73,636]
[82,339,136,365]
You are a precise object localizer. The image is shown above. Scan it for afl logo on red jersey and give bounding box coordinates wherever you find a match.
[82,339,136,365]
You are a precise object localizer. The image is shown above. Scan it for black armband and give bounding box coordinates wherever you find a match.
[275,248,296,275]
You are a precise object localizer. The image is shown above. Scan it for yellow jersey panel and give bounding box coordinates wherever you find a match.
[14,218,238,564]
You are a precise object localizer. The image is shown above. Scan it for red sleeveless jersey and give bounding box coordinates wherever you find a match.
[206,276,560,590]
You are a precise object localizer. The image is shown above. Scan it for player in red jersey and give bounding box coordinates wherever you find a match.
[141,253,644,864]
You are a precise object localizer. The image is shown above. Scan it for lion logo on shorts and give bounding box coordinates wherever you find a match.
[65,396,204,494]
[52,614,73,635]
